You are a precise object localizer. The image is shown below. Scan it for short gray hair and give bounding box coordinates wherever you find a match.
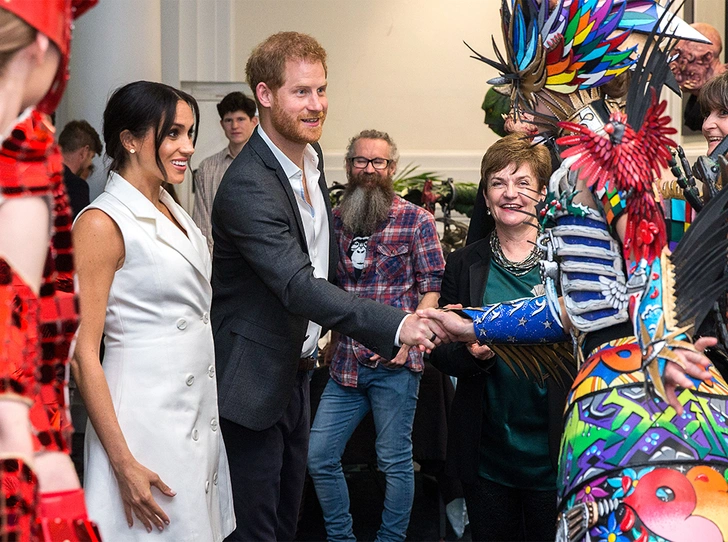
[345,129,400,165]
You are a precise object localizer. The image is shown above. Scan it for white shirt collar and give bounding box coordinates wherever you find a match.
[257,125,319,180]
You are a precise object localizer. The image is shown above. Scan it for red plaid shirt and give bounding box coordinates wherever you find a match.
[330,196,444,387]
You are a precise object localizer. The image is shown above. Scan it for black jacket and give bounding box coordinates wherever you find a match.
[63,165,90,219]
[429,237,574,484]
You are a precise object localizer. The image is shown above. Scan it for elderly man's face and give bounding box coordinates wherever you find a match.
[670,40,722,94]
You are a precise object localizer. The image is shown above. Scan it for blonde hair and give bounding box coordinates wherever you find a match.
[0,9,36,76]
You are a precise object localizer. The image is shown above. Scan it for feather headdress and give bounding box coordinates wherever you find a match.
[468,0,707,121]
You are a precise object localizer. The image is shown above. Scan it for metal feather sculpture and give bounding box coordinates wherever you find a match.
[466,0,637,110]
[557,96,677,263]
[556,3,682,264]
[468,0,707,129]
[672,157,728,333]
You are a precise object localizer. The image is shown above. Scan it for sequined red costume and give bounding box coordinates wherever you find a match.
[0,111,77,454]
[0,112,100,541]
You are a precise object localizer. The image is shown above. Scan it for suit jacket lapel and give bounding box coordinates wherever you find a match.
[469,240,492,306]
[248,129,309,252]
[158,190,210,280]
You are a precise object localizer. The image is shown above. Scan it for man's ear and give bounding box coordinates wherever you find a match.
[256,83,273,109]
[252,116,259,126]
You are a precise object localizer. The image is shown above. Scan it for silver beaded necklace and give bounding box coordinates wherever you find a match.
[489,230,543,276]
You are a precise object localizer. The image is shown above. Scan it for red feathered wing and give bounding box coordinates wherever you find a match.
[556,93,677,263]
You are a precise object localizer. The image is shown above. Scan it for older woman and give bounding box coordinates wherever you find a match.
[430,134,571,542]
[72,81,234,540]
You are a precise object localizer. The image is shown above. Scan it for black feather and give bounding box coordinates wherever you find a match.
[672,156,728,331]
[625,0,681,129]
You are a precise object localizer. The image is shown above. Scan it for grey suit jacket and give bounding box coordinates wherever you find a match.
[210,128,404,431]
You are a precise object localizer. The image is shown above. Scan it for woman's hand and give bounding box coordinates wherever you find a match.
[664,336,716,415]
[115,458,175,533]
[466,342,495,361]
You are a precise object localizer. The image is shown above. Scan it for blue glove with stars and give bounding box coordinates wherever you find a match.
[461,296,568,345]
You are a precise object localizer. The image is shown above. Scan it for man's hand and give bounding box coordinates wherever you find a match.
[320,332,339,367]
[417,308,477,343]
[399,313,452,352]
[664,336,716,415]
[371,345,411,368]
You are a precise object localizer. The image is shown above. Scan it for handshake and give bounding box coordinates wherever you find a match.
[398,306,476,352]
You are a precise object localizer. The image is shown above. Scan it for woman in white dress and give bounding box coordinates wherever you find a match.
[71,81,235,540]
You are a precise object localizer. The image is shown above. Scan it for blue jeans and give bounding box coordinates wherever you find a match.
[308,365,422,542]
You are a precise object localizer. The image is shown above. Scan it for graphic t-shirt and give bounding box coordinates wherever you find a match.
[347,235,370,280]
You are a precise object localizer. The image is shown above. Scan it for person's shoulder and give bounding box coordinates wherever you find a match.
[394,196,436,225]
[394,195,424,215]
[198,147,228,169]
[448,237,490,266]
[74,205,120,236]
[64,170,86,190]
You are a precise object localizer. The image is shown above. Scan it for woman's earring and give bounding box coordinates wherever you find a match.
[129,149,136,154]
[485,206,491,215]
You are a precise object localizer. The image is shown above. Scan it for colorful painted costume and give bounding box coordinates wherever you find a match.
[551,112,728,542]
[466,1,728,540]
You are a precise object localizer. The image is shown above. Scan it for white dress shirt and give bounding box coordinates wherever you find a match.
[258,126,330,357]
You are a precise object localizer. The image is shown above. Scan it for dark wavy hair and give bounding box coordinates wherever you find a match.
[216,91,256,120]
[699,71,728,117]
[103,81,200,181]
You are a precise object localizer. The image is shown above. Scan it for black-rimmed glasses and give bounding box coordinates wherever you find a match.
[349,156,392,170]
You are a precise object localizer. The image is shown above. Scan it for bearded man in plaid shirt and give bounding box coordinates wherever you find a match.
[307,129,445,542]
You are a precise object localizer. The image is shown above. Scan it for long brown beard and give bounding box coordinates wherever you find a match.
[338,172,395,235]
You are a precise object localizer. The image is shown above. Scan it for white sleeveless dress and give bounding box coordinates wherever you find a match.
[80,172,235,541]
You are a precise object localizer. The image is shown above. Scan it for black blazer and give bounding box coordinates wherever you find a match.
[429,237,574,484]
[210,128,404,431]
[63,165,90,220]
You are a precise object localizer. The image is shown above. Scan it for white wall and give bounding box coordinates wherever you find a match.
[56,0,727,207]
[694,0,726,61]
[232,0,500,185]
[59,0,163,200]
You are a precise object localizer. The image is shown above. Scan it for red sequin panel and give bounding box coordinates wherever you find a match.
[0,110,78,453]
[0,458,39,541]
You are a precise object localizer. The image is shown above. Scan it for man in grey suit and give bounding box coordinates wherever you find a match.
[211,32,446,541]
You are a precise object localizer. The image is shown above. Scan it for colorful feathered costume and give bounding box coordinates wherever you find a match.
[464,1,728,540]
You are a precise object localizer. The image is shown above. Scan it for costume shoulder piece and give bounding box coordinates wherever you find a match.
[0,110,61,198]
